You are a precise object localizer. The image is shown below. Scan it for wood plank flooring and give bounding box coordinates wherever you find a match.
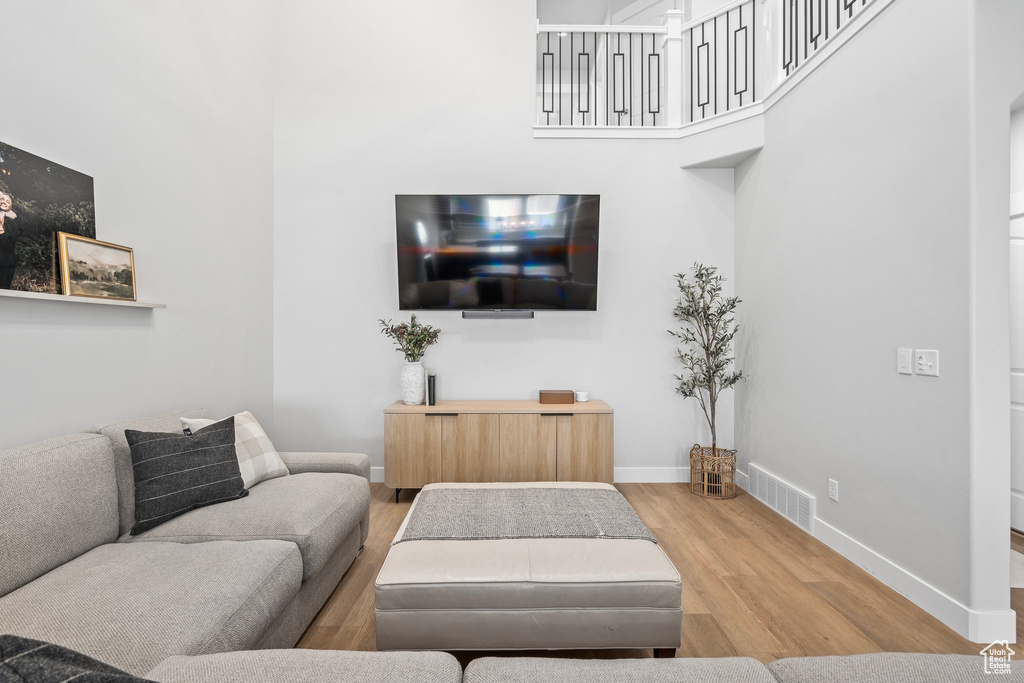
[297,483,1013,665]
[1010,530,1024,645]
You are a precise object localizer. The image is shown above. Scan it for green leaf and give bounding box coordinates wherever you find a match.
[668,263,743,445]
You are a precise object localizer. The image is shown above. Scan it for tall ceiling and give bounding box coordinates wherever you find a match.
[537,0,726,26]
[536,0,612,25]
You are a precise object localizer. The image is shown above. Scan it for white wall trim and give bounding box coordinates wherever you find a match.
[813,517,1015,643]
[534,125,686,139]
[735,467,749,491]
[535,104,763,142]
[373,465,690,484]
[679,103,764,138]
[614,467,689,483]
[537,23,666,34]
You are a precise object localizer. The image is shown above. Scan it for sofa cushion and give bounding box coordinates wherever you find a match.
[463,656,778,683]
[278,452,370,480]
[88,408,209,537]
[130,472,369,581]
[767,653,1003,682]
[181,411,289,489]
[0,635,149,683]
[0,540,302,676]
[127,417,248,535]
[0,432,118,597]
[148,650,463,683]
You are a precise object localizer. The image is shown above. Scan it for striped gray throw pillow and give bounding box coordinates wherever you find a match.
[0,635,149,682]
[126,416,247,535]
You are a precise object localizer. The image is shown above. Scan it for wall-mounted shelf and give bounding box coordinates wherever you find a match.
[0,289,166,309]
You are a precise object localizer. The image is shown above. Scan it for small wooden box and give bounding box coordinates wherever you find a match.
[539,390,575,404]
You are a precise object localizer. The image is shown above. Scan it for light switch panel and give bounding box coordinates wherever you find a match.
[897,348,913,375]
[915,349,939,377]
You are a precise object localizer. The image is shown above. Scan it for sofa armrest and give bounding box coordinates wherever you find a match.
[278,452,370,481]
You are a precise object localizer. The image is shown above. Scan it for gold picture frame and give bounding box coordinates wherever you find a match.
[57,231,137,301]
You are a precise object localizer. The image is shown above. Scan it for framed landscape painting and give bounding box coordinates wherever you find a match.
[57,232,136,301]
[0,141,96,293]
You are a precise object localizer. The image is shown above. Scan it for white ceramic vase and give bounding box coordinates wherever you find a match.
[401,361,425,405]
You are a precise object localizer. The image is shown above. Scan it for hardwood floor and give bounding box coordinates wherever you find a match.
[297,483,1012,665]
[1010,530,1024,647]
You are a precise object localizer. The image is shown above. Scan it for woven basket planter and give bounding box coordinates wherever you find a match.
[689,444,737,499]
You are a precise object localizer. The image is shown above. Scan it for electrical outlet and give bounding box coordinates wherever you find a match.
[828,478,839,502]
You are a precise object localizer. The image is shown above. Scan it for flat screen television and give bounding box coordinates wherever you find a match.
[395,194,600,311]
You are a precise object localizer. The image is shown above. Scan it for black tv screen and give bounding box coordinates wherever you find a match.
[395,194,600,311]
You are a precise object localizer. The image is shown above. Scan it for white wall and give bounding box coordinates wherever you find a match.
[272,0,735,480]
[1011,107,1024,531]
[967,0,1024,639]
[734,0,1022,641]
[0,1,276,449]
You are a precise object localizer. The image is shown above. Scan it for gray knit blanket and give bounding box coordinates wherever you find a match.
[395,487,657,544]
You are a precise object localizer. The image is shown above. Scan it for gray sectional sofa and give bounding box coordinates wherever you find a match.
[0,409,375,676]
[460,653,1017,682]
[145,650,1019,682]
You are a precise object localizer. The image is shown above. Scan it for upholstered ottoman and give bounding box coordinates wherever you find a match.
[374,482,682,654]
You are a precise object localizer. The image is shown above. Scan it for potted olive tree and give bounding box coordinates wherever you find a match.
[669,263,742,498]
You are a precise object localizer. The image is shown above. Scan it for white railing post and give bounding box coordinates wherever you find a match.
[760,0,782,93]
[663,9,687,128]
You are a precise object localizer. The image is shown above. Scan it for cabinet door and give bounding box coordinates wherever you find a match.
[556,413,614,483]
[384,413,442,488]
[499,413,557,481]
[441,413,500,482]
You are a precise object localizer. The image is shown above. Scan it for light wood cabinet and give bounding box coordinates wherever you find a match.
[383,400,613,494]
[556,413,614,483]
[499,413,557,481]
[383,413,442,489]
[441,413,500,482]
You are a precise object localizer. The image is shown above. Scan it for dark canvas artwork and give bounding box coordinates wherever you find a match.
[0,142,96,292]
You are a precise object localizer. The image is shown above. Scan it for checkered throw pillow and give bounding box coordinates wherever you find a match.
[181,411,289,488]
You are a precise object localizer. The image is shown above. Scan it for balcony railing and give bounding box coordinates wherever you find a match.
[536,0,877,131]
[779,0,873,77]
[536,27,667,127]
[685,0,757,124]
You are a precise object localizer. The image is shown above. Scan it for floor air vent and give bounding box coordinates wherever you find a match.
[747,464,815,534]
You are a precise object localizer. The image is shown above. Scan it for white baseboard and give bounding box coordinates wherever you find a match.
[372,466,690,484]
[613,467,689,483]
[735,468,749,492]
[813,516,1015,643]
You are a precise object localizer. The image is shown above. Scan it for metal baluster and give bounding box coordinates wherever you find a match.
[751,1,756,101]
[714,15,719,117]
[726,10,731,113]
[570,32,574,125]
